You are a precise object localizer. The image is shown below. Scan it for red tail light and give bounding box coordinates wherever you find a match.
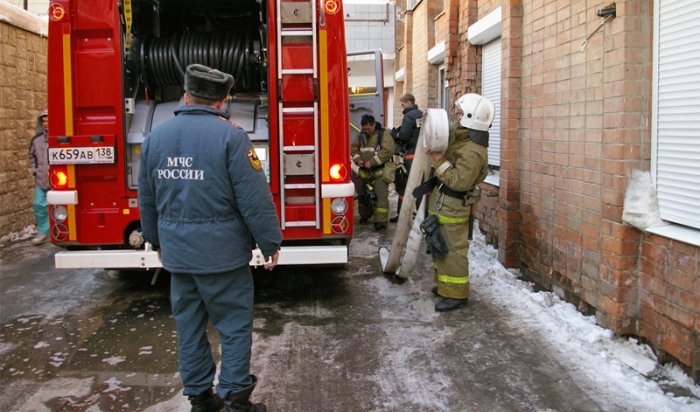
[50,167,69,189]
[330,163,346,181]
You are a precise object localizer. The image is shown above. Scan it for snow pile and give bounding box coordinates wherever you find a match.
[622,169,664,230]
[469,227,700,410]
[0,225,36,244]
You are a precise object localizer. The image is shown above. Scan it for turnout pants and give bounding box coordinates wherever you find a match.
[171,266,255,399]
[433,221,470,300]
[357,175,390,224]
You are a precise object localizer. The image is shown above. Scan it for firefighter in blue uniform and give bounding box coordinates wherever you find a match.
[139,64,281,412]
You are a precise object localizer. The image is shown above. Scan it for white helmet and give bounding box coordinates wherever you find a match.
[455,93,494,132]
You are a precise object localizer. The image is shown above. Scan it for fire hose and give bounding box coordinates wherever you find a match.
[141,31,261,92]
[380,108,449,277]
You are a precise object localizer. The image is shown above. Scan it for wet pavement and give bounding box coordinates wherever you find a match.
[0,218,696,411]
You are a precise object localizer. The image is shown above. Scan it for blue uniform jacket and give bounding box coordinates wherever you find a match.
[138,105,282,274]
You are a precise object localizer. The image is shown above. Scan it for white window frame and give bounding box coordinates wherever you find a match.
[406,0,422,11]
[438,65,448,109]
[468,7,502,186]
[648,0,700,246]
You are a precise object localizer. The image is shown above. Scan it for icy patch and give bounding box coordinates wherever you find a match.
[33,341,50,349]
[49,352,67,367]
[139,346,153,356]
[103,376,131,393]
[0,342,18,356]
[256,302,334,319]
[102,356,126,366]
[141,389,188,412]
[349,232,380,258]
[371,325,454,411]
[21,377,94,411]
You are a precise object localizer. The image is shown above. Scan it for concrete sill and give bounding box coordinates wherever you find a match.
[645,223,700,248]
[484,171,500,187]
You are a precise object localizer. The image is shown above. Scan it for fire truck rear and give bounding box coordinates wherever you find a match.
[46,0,354,269]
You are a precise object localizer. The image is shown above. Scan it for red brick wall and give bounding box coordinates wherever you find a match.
[409,2,430,108]
[639,234,700,377]
[475,182,499,246]
[510,0,698,378]
[398,0,699,379]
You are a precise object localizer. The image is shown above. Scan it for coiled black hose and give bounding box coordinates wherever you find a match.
[142,31,260,92]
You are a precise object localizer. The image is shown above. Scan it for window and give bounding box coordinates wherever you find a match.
[438,65,449,109]
[482,39,501,168]
[406,0,422,11]
[652,0,700,230]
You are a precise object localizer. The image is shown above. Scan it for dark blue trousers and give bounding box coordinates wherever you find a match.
[170,266,255,398]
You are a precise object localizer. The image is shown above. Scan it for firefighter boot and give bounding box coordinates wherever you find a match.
[224,376,266,412]
[189,387,224,412]
[435,297,468,312]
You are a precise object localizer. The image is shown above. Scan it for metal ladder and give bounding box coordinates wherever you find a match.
[276,0,320,230]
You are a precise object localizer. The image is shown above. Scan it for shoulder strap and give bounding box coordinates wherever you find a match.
[375,127,384,151]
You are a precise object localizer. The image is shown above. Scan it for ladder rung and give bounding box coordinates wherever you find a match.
[281,30,313,37]
[284,145,315,152]
[282,107,314,114]
[284,183,316,189]
[284,221,317,227]
[282,69,314,75]
[285,196,316,204]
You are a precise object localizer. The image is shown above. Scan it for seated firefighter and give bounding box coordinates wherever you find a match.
[421,93,494,312]
[350,114,395,230]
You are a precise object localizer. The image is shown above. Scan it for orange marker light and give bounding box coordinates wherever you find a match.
[49,3,66,21]
[324,0,339,15]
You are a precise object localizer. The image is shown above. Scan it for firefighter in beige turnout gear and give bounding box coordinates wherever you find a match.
[426,93,494,312]
[351,114,395,230]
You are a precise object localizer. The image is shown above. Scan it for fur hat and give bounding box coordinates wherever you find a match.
[184,64,234,101]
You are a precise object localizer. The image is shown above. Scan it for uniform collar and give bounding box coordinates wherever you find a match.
[174,105,230,119]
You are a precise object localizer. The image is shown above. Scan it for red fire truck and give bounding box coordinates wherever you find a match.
[46,0,354,270]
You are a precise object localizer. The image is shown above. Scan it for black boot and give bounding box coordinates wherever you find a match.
[189,387,224,412]
[225,376,266,412]
[435,297,468,312]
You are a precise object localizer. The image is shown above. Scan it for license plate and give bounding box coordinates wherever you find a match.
[48,146,116,165]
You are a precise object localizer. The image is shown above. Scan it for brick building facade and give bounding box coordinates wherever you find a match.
[395,0,699,380]
[0,4,48,241]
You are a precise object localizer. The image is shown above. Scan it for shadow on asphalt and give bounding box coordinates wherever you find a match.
[252,265,347,305]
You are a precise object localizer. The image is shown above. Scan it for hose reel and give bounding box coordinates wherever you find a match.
[139,30,263,93]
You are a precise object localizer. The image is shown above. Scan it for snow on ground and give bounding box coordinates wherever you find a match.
[0,225,36,244]
[467,225,700,411]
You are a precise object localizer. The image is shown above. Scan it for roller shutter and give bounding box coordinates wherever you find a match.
[482,39,501,168]
[654,0,700,229]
